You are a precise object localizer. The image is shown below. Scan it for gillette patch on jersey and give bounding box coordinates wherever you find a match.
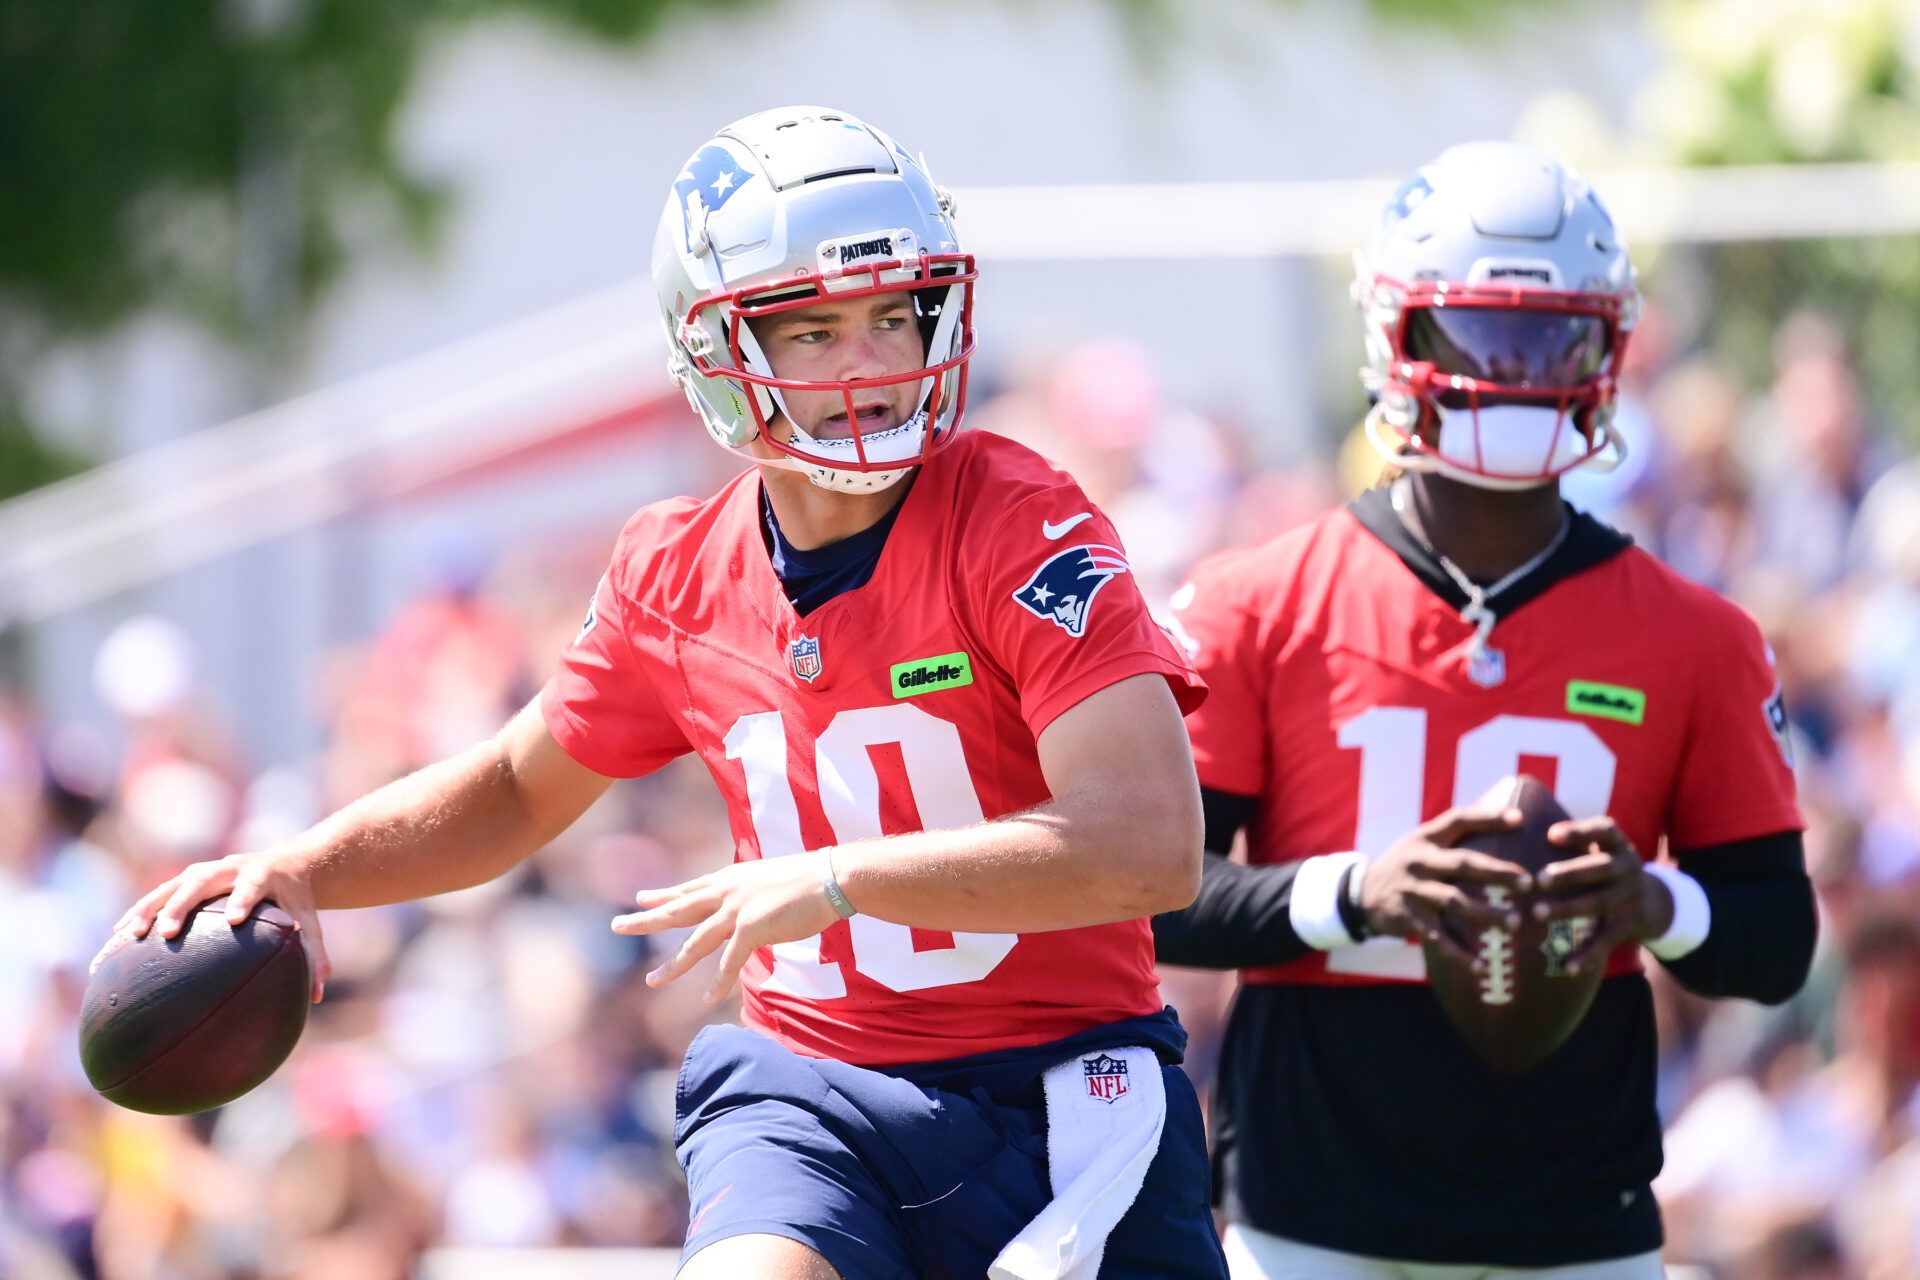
[891,652,973,698]
[1013,544,1131,638]
[1565,680,1645,725]
[818,227,918,271]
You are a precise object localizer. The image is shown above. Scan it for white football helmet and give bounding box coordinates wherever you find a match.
[652,106,975,493]
[1354,141,1639,490]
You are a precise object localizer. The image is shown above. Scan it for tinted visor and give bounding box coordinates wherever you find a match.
[1403,306,1612,389]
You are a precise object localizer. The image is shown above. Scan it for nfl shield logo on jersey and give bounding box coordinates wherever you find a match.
[1468,645,1507,688]
[789,635,823,683]
[1014,545,1131,638]
[1082,1052,1131,1103]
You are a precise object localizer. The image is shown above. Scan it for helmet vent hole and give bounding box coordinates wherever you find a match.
[803,166,883,183]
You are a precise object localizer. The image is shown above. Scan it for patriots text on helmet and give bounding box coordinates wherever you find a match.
[840,236,892,265]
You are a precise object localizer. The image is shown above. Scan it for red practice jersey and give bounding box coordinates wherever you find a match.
[1172,489,1804,988]
[541,431,1203,1063]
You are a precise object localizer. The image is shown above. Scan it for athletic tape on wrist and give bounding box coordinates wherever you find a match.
[1642,862,1711,960]
[1290,852,1367,950]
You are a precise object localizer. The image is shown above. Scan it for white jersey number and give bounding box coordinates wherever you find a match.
[723,705,1018,998]
[1329,708,1618,978]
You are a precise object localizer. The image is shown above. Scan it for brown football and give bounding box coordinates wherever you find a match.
[1423,775,1604,1074]
[79,896,309,1114]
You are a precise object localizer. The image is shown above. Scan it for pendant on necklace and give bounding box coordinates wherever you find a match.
[1468,645,1507,688]
[1459,598,1506,688]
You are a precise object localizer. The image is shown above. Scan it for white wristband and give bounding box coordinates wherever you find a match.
[1642,863,1711,960]
[1289,852,1367,950]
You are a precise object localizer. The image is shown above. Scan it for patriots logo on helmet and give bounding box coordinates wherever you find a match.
[1082,1053,1131,1103]
[1013,544,1130,639]
[1384,171,1433,224]
[674,144,755,251]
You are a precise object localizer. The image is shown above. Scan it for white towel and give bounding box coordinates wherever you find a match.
[988,1045,1167,1280]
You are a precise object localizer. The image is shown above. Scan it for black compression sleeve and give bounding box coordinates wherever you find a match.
[1200,788,1257,855]
[1660,830,1816,1005]
[1152,789,1317,969]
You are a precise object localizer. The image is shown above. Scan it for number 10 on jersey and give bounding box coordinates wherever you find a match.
[1328,708,1619,979]
[723,705,1018,998]
[1338,708,1618,856]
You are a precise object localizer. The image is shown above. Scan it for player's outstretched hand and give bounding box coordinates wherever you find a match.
[91,852,332,1003]
[1360,805,1532,969]
[614,853,841,1005]
[1534,816,1675,974]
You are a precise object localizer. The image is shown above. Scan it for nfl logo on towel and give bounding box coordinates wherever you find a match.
[1082,1053,1130,1103]
[789,635,822,683]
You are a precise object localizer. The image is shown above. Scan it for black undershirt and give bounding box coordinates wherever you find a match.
[1157,815,1813,1000]
[1346,482,1634,621]
[760,481,909,616]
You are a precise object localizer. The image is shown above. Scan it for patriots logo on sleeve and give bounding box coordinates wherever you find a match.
[1013,544,1130,638]
[1764,684,1795,769]
[674,145,754,251]
[575,573,606,643]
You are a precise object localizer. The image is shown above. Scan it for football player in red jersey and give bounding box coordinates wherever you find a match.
[100,107,1229,1280]
[1153,142,1817,1279]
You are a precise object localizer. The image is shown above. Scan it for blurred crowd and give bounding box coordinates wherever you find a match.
[4,306,1920,1280]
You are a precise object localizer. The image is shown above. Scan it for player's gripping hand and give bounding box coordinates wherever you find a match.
[1534,816,1675,974]
[1358,805,1532,969]
[614,853,841,1005]
[90,852,332,1004]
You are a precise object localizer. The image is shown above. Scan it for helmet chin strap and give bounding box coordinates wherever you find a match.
[787,409,930,492]
[803,463,913,494]
[1365,399,1628,492]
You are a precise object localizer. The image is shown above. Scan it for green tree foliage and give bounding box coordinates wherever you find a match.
[0,412,89,494]
[1636,0,1920,435]
[0,0,757,349]
[0,0,760,499]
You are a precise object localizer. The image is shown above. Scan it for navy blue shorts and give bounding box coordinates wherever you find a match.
[674,1011,1227,1280]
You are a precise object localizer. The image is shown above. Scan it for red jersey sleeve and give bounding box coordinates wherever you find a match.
[1665,603,1805,849]
[539,563,693,779]
[1168,550,1270,798]
[966,486,1204,739]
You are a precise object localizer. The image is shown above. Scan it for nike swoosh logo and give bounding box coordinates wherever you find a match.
[1042,512,1094,540]
[687,1183,734,1238]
